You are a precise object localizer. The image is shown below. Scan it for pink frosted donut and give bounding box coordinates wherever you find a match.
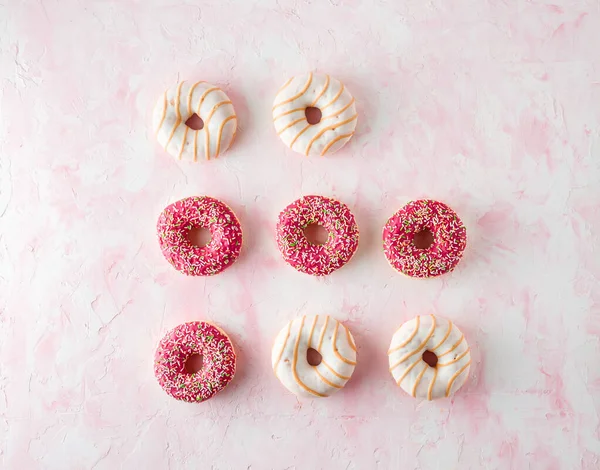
[383,199,466,278]
[157,196,242,276]
[277,195,359,276]
[154,321,236,403]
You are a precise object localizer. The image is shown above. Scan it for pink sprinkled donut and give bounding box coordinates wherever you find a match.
[154,321,236,403]
[157,196,242,276]
[277,195,359,276]
[383,199,466,278]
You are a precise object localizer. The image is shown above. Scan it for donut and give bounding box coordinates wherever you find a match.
[272,315,357,398]
[383,199,467,278]
[157,196,242,276]
[272,73,357,156]
[154,321,236,403]
[153,81,237,161]
[276,195,359,276]
[388,315,471,400]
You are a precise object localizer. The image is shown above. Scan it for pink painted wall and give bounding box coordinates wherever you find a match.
[1,0,599,468]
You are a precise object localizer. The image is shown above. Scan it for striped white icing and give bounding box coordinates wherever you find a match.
[272,315,357,398]
[153,81,237,161]
[272,73,357,156]
[388,315,471,400]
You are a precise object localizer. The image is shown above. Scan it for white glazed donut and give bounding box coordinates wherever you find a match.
[272,315,357,398]
[153,81,237,161]
[388,315,471,400]
[272,73,357,156]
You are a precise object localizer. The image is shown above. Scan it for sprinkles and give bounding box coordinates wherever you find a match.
[276,195,359,276]
[154,322,236,403]
[383,199,466,278]
[157,196,242,276]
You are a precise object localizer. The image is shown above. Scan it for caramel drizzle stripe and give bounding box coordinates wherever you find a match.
[187,81,205,115]
[431,319,452,351]
[272,72,313,111]
[204,100,233,160]
[304,114,358,156]
[273,320,292,376]
[310,74,330,107]
[276,76,294,94]
[277,117,306,135]
[177,126,189,160]
[437,334,465,358]
[307,315,319,348]
[321,359,351,380]
[155,91,168,135]
[164,81,185,149]
[412,363,428,397]
[273,76,329,123]
[319,82,344,112]
[344,325,357,352]
[445,360,472,397]
[214,115,237,158]
[389,315,436,371]
[320,132,355,156]
[292,316,325,397]
[317,316,329,350]
[192,86,220,162]
[388,316,421,355]
[315,368,341,389]
[320,97,355,122]
[437,348,471,367]
[273,107,305,121]
[332,322,357,366]
[289,124,311,149]
[427,367,438,401]
[395,357,420,386]
[196,87,220,114]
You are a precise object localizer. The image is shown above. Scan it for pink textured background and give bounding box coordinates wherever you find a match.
[1,0,600,468]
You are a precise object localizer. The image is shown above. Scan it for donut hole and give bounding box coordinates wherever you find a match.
[185,113,204,130]
[422,350,438,368]
[185,353,204,373]
[305,106,322,125]
[187,227,212,247]
[307,348,323,366]
[413,228,434,250]
[303,223,329,245]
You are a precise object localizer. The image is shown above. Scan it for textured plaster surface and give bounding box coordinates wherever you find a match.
[1,0,600,468]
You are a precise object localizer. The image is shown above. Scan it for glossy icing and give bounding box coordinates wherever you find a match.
[273,73,357,156]
[272,315,357,398]
[388,315,471,400]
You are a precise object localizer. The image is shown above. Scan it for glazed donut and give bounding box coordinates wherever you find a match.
[153,81,237,161]
[154,321,236,403]
[276,195,359,276]
[157,196,242,276]
[272,315,357,398]
[388,315,471,400]
[383,199,466,278]
[272,73,357,156]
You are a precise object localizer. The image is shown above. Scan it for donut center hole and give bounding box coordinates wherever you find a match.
[413,228,434,249]
[307,348,322,366]
[185,354,204,373]
[187,227,212,247]
[185,113,204,130]
[305,107,322,125]
[422,350,438,368]
[303,223,329,245]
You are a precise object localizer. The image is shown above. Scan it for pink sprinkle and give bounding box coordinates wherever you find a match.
[157,196,243,276]
[383,199,467,278]
[154,322,236,403]
[276,195,359,276]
